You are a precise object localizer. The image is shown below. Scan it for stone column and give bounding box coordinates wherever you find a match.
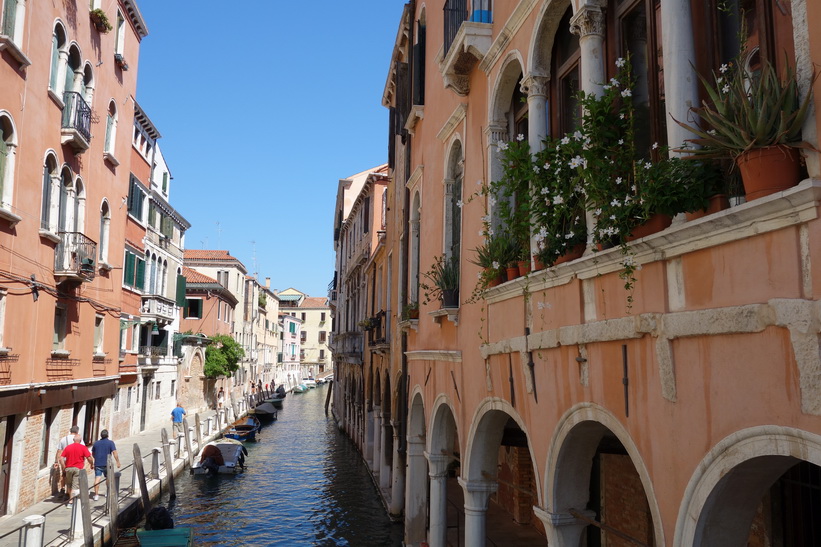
[372,405,382,481]
[426,453,450,547]
[521,74,550,153]
[389,419,406,517]
[534,507,596,547]
[458,478,498,547]
[571,4,607,252]
[365,400,374,466]
[405,437,428,546]
[379,414,392,491]
[55,49,69,96]
[660,0,699,152]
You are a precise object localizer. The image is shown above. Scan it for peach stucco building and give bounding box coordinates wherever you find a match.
[332,1,821,546]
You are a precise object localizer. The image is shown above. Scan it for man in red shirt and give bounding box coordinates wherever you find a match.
[62,435,93,507]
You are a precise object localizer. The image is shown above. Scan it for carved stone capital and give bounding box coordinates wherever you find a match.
[483,123,508,146]
[520,74,550,98]
[569,6,605,38]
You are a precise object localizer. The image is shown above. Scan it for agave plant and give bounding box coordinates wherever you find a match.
[675,56,815,158]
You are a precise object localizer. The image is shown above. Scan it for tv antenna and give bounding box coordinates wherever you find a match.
[250,240,258,278]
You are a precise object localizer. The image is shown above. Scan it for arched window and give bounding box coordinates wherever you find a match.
[81,63,94,106]
[58,166,73,233]
[1,0,26,46]
[148,253,158,294]
[549,7,581,137]
[444,141,463,265]
[41,153,59,231]
[99,200,110,264]
[104,100,118,161]
[508,73,528,140]
[0,113,17,211]
[73,177,85,232]
[409,191,421,303]
[49,23,68,92]
[64,45,81,97]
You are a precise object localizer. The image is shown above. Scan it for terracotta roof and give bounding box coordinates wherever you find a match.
[184,249,238,261]
[300,297,329,308]
[182,267,217,284]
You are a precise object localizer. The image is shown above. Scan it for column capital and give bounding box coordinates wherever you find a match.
[425,452,450,478]
[407,437,426,457]
[483,123,508,147]
[520,74,550,98]
[457,477,498,512]
[570,5,605,38]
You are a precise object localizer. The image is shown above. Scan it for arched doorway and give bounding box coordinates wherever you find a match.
[406,391,428,545]
[427,398,461,547]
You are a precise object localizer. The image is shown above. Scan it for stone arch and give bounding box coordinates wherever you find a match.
[428,393,459,457]
[405,389,429,545]
[675,425,821,547]
[545,403,664,546]
[489,51,527,128]
[528,0,575,79]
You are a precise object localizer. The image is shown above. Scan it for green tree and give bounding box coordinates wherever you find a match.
[204,334,244,379]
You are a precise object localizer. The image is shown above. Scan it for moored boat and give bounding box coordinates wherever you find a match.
[292,384,307,393]
[225,415,261,442]
[192,439,247,475]
[249,401,278,422]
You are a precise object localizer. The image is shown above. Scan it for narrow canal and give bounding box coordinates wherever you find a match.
[165,385,403,546]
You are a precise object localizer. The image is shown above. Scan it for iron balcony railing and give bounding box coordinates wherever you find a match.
[62,91,92,144]
[444,0,468,56]
[55,231,97,281]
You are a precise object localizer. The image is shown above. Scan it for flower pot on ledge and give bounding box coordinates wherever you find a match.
[552,243,586,266]
[505,266,519,281]
[517,260,531,277]
[626,214,672,242]
[441,289,459,308]
[685,194,731,221]
[736,146,802,201]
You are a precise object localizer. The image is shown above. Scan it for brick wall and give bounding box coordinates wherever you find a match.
[493,445,545,535]
[600,453,654,546]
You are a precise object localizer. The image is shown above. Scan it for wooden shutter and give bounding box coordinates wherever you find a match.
[124,252,135,286]
[2,0,17,37]
[175,274,186,307]
[413,25,426,105]
[104,114,114,152]
[50,35,60,90]
[0,137,7,198]
[41,164,51,226]
[135,258,145,290]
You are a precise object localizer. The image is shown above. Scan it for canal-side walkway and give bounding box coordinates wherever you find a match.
[0,408,233,546]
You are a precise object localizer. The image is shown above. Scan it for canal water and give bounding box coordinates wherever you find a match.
[165,385,404,546]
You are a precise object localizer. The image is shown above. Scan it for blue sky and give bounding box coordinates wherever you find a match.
[135,2,403,296]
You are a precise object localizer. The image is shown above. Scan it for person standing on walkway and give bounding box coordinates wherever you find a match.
[217,388,225,409]
[54,425,80,499]
[62,435,93,507]
[171,402,187,436]
[91,430,120,501]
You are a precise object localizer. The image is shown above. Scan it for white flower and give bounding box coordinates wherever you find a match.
[609,215,617,221]
[491,261,500,270]
[631,185,637,192]
[615,176,623,184]
[716,77,724,84]
[707,129,717,136]
[621,89,632,98]
[652,142,659,149]
[610,78,620,87]
[644,162,652,170]
[619,113,625,119]
[565,233,574,239]
[488,195,497,206]
[516,134,525,141]
[498,141,509,151]
[618,139,624,145]
[561,136,570,146]
[616,57,626,67]
[594,208,602,217]
[603,84,611,90]
[553,195,565,205]
[573,130,583,141]
[543,162,550,169]
[719,63,729,73]
[481,215,490,223]
[610,199,620,207]
[533,165,541,174]
[722,84,730,94]
[456,199,464,208]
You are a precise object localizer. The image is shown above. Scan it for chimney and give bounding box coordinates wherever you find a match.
[265,277,271,289]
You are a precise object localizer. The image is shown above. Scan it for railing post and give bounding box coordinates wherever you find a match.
[77,470,93,543]
[194,413,202,449]
[130,462,137,495]
[183,417,194,467]
[106,456,118,537]
[21,515,45,547]
[161,428,176,500]
[133,444,151,514]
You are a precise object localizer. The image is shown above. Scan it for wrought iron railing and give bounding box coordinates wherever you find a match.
[0,353,18,385]
[62,91,92,143]
[46,356,80,380]
[55,231,97,281]
[139,345,168,358]
[444,0,468,56]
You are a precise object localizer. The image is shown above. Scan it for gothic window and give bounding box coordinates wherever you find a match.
[0,113,16,211]
[550,7,581,137]
[444,141,463,267]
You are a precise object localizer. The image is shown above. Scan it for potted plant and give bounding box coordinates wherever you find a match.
[470,231,515,288]
[90,8,113,33]
[114,53,129,71]
[492,137,532,268]
[357,317,375,330]
[420,255,460,308]
[403,301,419,320]
[674,53,815,200]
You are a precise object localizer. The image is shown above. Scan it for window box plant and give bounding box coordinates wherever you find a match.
[421,255,460,309]
[674,53,816,200]
[402,301,419,320]
[469,230,517,289]
[90,9,113,33]
[114,53,129,71]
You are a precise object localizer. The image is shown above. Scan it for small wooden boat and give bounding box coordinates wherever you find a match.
[192,439,247,475]
[293,384,307,393]
[264,394,286,408]
[249,402,278,422]
[225,415,261,442]
[135,527,194,546]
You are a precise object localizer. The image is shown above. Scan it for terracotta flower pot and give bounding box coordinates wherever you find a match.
[486,269,504,287]
[532,254,546,271]
[552,243,586,266]
[407,309,419,320]
[736,146,802,201]
[517,260,531,277]
[685,194,731,221]
[626,214,672,241]
[505,266,519,281]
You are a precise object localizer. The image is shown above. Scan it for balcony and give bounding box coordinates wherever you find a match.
[61,91,92,151]
[0,353,19,386]
[46,355,80,381]
[329,331,363,365]
[367,310,389,350]
[441,0,493,96]
[141,294,177,324]
[54,232,97,284]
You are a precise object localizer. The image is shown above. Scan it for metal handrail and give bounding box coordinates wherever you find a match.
[443,0,468,55]
[61,91,92,143]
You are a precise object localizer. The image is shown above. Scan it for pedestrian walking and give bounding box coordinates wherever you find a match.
[171,401,187,436]
[217,387,225,409]
[62,435,93,507]
[54,425,80,499]
[91,430,120,501]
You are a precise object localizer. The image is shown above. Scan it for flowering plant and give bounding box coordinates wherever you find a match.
[419,254,460,306]
[674,55,815,159]
[491,137,533,262]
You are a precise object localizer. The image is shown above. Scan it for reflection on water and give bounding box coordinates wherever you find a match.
[167,386,403,546]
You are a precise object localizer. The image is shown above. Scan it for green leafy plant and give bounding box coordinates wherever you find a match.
[674,55,815,159]
[420,254,460,306]
[401,301,419,320]
[90,8,113,32]
[204,334,244,379]
[491,137,533,262]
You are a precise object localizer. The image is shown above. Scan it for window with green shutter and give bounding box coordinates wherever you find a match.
[175,274,186,307]
[0,134,7,198]
[124,252,135,286]
[2,0,17,38]
[135,258,145,290]
[147,202,156,227]
[104,113,114,153]
[162,172,168,194]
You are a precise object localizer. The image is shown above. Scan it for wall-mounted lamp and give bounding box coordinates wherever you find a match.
[152,323,160,334]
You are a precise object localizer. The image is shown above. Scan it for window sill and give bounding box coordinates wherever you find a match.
[0,35,31,71]
[0,347,11,356]
[51,350,71,358]
[0,207,21,227]
[47,89,65,109]
[39,229,61,243]
[398,319,418,332]
[429,307,459,326]
[99,261,113,272]
[103,152,120,167]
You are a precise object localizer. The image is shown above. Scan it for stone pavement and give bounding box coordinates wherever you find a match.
[0,409,220,546]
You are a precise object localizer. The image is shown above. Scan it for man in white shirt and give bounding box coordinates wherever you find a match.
[53,425,80,499]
